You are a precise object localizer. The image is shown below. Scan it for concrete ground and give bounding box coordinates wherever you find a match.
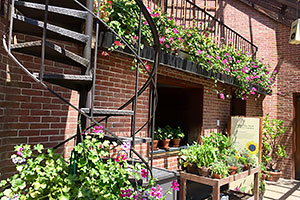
[264,179,300,200]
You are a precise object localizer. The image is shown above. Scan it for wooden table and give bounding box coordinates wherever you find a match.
[179,167,260,200]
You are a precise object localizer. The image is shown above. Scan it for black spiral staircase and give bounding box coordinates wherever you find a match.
[3,0,163,179]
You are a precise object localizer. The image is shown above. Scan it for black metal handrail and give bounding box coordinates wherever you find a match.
[3,0,160,176]
[145,0,258,56]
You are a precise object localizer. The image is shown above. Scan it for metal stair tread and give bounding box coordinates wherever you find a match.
[33,73,92,91]
[15,1,87,32]
[11,40,89,68]
[81,108,134,116]
[13,14,89,43]
[18,0,87,10]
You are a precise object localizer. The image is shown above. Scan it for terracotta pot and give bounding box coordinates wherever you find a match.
[212,173,224,179]
[261,172,267,181]
[152,140,159,150]
[266,170,282,182]
[229,166,238,175]
[197,167,210,177]
[186,164,198,174]
[172,138,181,147]
[161,139,170,149]
[243,164,251,171]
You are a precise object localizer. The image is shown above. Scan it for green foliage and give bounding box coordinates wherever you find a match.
[172,126,185,139]
[0,131,176,200]
[154,125,184,140]
[202,132,231,157]
[210,161,229,177]
[98,0,276,98]
[262,114,287,170]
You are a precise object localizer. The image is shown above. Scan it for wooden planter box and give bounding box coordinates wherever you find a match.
[180,167,260,200]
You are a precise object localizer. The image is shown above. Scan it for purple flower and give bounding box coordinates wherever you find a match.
[17,151,22,156]
[219,93,225,100]
[121,142,131,150]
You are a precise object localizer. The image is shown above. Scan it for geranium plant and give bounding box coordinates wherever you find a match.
[0,126,179,200]
[96,0,276,99]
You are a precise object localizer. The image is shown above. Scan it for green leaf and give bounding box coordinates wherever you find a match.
[34,144,44,153]
[0,180,7,187]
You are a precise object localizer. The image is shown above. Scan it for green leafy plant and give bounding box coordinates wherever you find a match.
[202,132,232,157]
[0,126,179,200]
[172,126,185,139]
[196,143,218,168]
[262,114,287,170]
[238,147,257,168]
[210,161,229,177]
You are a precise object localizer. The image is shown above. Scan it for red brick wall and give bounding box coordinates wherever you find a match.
[0,14,80,179]
[0,0,266,178]
[216,0,300,178]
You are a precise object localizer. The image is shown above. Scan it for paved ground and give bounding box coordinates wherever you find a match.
[264,179,300,200]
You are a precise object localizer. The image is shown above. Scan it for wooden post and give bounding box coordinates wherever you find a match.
[180,177,186,200]
[254,171,259,200]
[212,183,220,200]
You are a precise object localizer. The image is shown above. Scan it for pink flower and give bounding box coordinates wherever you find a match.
[206,55,211,59]
[246,77,250,81]
[169,37,173,41]
[222,59,228,64]
[236,60,240,63]
[252,87,257,91]
[93,126,103,134]
[17,151,22,156]
[219,93,225,99]
[178,37,183,41]
[225,68,230,72]
[196,50,203,55]
[165,44,170,48]
[141,169,149,178]
[224,53,229,56]
[278,91,282,95]
[101,51,110,56]
[216,56,221,60]
[228,56,233,61]
[250,91,255,95]
[237,75,240,80]
[173,28,178,34]
[171,180,180,191]
[114,41,121,46]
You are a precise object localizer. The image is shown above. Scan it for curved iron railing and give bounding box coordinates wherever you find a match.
[3,0,161,176]
[145,0,258,56]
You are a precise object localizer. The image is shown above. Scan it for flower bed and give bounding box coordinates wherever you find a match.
[97,0,276,98]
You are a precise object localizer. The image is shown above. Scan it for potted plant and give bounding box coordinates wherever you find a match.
[172,126,185,147]
[210,161,229,179]
[238,147,257,170]
[196,143,217,177]
[225,154,241,175]
[262,114,287,182]
[179,142,199,174]
[153,128,160,150]
[159,125,173,149]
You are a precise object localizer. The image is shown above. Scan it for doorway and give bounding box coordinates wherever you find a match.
[295,94,300,179]
[156,76,203,145]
